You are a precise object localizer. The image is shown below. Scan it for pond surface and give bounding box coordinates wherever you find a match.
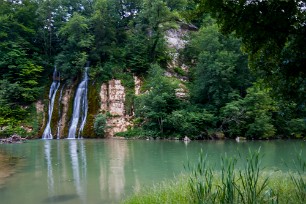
[0,139,305,203]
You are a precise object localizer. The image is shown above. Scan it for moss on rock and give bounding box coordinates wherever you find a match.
[82,82,100,138]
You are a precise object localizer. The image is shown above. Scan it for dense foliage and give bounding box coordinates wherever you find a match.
[0,0,305,138]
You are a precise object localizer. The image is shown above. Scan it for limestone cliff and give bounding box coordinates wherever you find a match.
[165,23,196,100]
[57,84,73,138]
[134,75,142,96]
[100,80,131,137]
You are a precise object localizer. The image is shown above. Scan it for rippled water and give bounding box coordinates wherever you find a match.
[0,139,305,203]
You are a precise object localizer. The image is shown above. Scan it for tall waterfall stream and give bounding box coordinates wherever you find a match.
[67,67,89,139]
[42,68,60,139]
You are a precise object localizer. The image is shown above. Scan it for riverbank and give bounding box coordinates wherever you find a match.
[123,172,305,204]
[0,134,27,144]
[123,150,306,204]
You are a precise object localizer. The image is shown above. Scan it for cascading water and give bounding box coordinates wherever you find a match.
[67,65,89,139]
[42,68,60,139]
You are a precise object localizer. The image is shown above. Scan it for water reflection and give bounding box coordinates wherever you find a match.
[0,152,21,188]
[44,141,54,195]
[42,140,88,203]
[99,139,131,202]
[43,194,78,203]
[68,140,87,203]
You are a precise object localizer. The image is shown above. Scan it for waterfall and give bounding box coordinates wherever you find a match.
[67,66,89,139]
[42,68,60,139]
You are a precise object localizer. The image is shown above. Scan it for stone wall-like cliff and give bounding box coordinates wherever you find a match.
[165,23,195,100]
[100,80,131,137]
[57,84,73,138]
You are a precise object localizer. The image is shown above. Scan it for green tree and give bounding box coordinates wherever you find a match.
[55,12,93,78]
[124,30,151,75]
[0,0,43,131]
[167,108,216,139]
[135,64,180,135]
[139,1,177,62]
[221,85,277,139]
[94,113,107,137]
[36,0,94,63]
[188,20,251,110]
[0,0,43,105]
[91,0,121,62]
[202,0,306,105]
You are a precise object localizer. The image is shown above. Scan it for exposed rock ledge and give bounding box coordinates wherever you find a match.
[0,134,27,144]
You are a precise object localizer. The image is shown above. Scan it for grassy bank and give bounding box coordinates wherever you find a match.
[123,150,305,204]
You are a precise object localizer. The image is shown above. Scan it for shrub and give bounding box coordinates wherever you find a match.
[93,114,106,137]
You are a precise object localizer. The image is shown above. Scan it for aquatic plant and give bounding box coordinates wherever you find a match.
[124,149,306,204]
[236,149,271,204]
[182,148,275,204]
[216,155,238,204]
[186,150,217,203]
[290,151,306,203]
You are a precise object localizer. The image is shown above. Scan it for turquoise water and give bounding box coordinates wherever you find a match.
[0,139,305,203]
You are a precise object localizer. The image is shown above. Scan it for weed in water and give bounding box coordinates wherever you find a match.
[186,150,217,204]
[216,154,238,204]
[289,150,306,203]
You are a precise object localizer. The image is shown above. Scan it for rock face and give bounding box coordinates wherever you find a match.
[134,75,142,96]
[57,85,73,138]
[165,23,196,99]
[108,80,125,116]
[100,80,131,137]
[175,84,189,100]
[165,23,196,70]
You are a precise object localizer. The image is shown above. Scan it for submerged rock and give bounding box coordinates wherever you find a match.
[0,134,27,144]
[183,136,191,142]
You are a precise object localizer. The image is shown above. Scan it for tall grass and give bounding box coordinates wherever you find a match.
[217,154,238,203]
[186,150,216,203]
[123,149,306,204]
[186,148,276,204]
[122,176,192,204]
[289,151,306,203]
[236,149,272,204]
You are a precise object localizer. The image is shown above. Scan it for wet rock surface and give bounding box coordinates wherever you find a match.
[0,134,27,144]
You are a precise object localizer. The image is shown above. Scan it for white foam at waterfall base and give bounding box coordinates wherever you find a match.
[67,67,89,139]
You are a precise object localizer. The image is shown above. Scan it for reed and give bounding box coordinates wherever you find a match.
[216,154,238,204]
[186,150,217,203]
[123,149,306,204]
[289,151,306,203]
[235,148,271,204]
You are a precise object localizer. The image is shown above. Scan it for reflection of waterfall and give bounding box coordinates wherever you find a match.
[44,141,54,195]
[42,68,60,139]
[99,140,129,201]
[56,83,66,139]
[69,140,87,203]
[67,66,89,139]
